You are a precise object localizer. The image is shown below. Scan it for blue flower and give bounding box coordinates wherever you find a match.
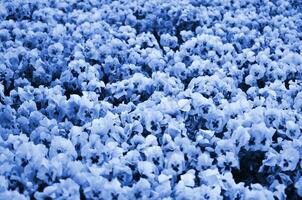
[231,126,250,149]
[77,97,99,123]
[165,152,185,175]
[144,146,164,169]
[206,110,226,133]
[131,178,152,199]
[190,92,214,117]
[216,152,239,171]
[264,108,280,128]
[285,121,301,139]
[138,161,157,180]
[122,150,141,166]
[49,136,77,160]
[279,147,299,171]
[143,110,163,134]
[248,122,275,151]
[82,176,106,200]
[34,178,80,200]
[102,178,125,199]
[90,114,114,137]
[160,34,178,49]
[113,165,133,186]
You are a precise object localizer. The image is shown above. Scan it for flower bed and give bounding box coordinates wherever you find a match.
[0,0,302,199]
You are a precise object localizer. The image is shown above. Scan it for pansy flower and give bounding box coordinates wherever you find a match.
[279,147,300,171]
[34,178,80,200]
[165,152,185,176]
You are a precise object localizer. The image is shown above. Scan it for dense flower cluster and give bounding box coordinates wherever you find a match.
[1,0,302,199]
